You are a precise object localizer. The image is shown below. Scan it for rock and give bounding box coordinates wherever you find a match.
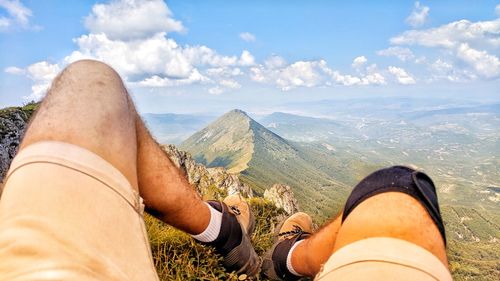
[207,167,253,198]
[264,184,299,215]
[161,144,253,200]
[0,107,32,183]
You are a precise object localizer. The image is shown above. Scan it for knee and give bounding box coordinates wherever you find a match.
[63,59,119,79]
[45,60,130,110]
[52,60,125,96]
[334,192,448,264]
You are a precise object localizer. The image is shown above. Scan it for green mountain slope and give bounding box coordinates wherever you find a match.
[180,109,255,174]
[180,109,375,219]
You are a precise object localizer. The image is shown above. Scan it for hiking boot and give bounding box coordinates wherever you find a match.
[205,194,261,277]
[223,194,256,235]
[261,212,313,280]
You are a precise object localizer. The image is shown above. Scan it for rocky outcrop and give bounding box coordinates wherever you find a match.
[162,144,253,199]
[206,167,253,198]
[0,106,34,183]
[264,184,299,215]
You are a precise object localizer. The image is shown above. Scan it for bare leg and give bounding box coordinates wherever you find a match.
[333,192,448,265]
[21,60,210,235]
[20,60,139,189]
[290,214,342,276]
[289,192,448,278]
[135,116,210,235]
[11,60,260,277]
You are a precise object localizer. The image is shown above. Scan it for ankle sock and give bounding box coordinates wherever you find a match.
[191,202,223,243]
[286,240,304,277]
[192,201,243,255]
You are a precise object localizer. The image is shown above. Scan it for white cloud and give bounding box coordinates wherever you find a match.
[250,60,328,91]
[456,43,500,78]
[405,1,430,28]
[207,78,242,95]
[208,86,224,95]
[4,62,60,101]
[219,79,241,89]
[136,69,209,87]
[84,0,184,40]
[21,61,60,101]
[0,0,33,30]
[182,46,253,68]
[182,45,236,67]
[4,66,25,74]
[0,16,10,27]
[26,61,60,82]
[16,0,250,97]
[63,4,254,87]
[327,69,386,86]
[275,60,327,91]
[377,46,415,61]
[330,71,362,86]
[264,56,287,69]
[17,0,496,100]
[352,56,367,69]
[390,14,500,80]
[65,32,195,79]
[239,50,255,66]
[428,59,476,82]
[239,32,256,42]
[60,0,256,96]
[250,66,266,83]
[327,60,386,86]
[362,72,387,85]
[251,57,387,89]
[391,18,500,49]
[205,67,242,77]
[388,66,416,84]
[496,4,500,16]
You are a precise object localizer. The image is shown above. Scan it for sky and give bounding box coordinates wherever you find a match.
[0,0,499,114]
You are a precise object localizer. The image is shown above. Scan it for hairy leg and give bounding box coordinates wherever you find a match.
[135,116,210,235]
[289,192,447,277]
[290,213,342,276]
[21,59,210,235]
[333,192,448,266]
[20,60,139,189]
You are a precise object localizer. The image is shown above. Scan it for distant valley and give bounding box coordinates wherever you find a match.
[142,113,216,144]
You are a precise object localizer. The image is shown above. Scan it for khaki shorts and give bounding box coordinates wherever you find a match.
[315,237,452,281]
[0,141,159,281]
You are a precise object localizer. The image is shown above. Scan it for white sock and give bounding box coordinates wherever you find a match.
[286,240,304,276]
[191,202,223,242]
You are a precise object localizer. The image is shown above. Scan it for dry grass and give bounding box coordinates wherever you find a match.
[144,198,289,281]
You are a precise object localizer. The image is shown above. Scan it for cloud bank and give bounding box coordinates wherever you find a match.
[4,0,499,101]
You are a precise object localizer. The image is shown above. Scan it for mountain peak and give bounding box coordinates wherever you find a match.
[225,109,250,118]
[180,108,297,176]
[180,109,256,174]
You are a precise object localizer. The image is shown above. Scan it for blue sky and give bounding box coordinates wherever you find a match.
[0,0,499,114]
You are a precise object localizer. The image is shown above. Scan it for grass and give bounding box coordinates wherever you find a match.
[145,197,499,280]
[145,214,239,280]
[145,197,289,281]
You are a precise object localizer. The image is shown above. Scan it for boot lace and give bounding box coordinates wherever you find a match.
[278,224,310,239]
[229,205,241,215]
